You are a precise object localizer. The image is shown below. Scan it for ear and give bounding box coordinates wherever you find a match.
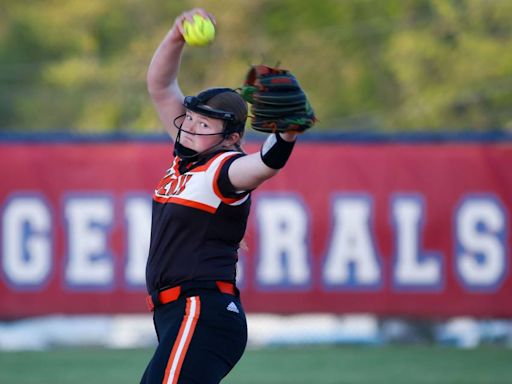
[224,132,240,147]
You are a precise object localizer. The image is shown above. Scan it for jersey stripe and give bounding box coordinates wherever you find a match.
[153,196,217,214]
[153,152,245,213]
[212,153,247,205]
[163,296,201,384]
[173,153,225,176]
[188,153,225,173]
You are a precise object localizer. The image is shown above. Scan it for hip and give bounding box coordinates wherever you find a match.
[152,286,247,343]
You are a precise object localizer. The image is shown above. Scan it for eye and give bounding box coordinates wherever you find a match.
[185,114,193,121]
[199,122,209,129]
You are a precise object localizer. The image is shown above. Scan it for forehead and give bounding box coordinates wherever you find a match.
[186,110,224,126]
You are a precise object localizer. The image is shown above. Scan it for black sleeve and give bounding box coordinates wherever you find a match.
[216,153,252,198]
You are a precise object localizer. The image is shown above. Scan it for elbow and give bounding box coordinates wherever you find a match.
[146,79,170,102]
[146,65,169,96]
[147,76,181,102]
[146,71,161,97]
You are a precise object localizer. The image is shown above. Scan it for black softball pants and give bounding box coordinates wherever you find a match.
[140,288,247,384]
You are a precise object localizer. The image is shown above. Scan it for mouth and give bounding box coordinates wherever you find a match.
[181,134,194,145]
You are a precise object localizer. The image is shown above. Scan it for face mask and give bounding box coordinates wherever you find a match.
[173,114,226,163]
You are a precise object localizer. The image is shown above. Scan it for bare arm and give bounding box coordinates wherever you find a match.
[228,132,298,191]
[146,8,214,140]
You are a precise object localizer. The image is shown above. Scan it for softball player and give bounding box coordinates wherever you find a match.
[140,8,313,384]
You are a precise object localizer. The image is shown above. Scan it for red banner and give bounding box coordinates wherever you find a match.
[1,138,511,318]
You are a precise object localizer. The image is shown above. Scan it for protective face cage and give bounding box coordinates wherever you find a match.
[173,88,245,161]
[182,87,245,136]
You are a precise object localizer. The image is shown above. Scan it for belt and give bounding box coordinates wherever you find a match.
[146,281,236,312]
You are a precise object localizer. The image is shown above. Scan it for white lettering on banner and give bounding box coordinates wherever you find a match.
[456,196,507,291]
[1,195,52,287]
[392,195,442,290]
[256,196,310,287]
[124,196,151,287]
[64,196,114,288]
[0,191,509,293]
[323,196,381,288]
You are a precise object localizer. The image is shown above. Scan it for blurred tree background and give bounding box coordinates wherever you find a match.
[1,0,512,133]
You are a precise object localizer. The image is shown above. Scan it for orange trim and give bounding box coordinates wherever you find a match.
[169,197,216,213]
[212,154,246,204]
[172,158,180,175]
[216,281,236,295]
[145,295,155,311]
[163,296,201,384]
[146,287,181,312]
[153,195,170,204]
[159,286,181,304]
[152,196,217,214]
[174,152,225,175]
[159,158,181,177]
[172,297,200,384]
[187,152,224,173]
[146,282,234,312]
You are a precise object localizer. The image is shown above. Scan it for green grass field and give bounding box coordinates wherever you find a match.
[1,345,511,384]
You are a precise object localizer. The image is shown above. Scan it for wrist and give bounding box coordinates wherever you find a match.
[279,131,298,142]
[167,27,186,45]
[260,132,296,170]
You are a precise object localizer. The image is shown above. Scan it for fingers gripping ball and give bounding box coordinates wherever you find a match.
[182,14,215,46]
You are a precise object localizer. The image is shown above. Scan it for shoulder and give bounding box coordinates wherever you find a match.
[207,150,246,171]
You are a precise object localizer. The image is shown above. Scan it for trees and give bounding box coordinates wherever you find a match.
[1,0,511,132]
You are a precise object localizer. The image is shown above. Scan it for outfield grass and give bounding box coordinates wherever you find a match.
[1,345,511,384]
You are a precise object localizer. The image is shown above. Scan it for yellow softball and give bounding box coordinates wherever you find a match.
[182,14,216,47]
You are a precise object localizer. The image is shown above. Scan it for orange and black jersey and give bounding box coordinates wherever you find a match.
[146,150,250,293]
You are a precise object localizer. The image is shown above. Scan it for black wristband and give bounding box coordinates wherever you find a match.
[260,132,296,169]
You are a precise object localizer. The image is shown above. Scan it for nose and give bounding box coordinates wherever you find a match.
[182,119,196,134]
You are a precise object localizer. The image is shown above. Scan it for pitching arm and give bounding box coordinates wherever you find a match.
[146,8,214,140]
